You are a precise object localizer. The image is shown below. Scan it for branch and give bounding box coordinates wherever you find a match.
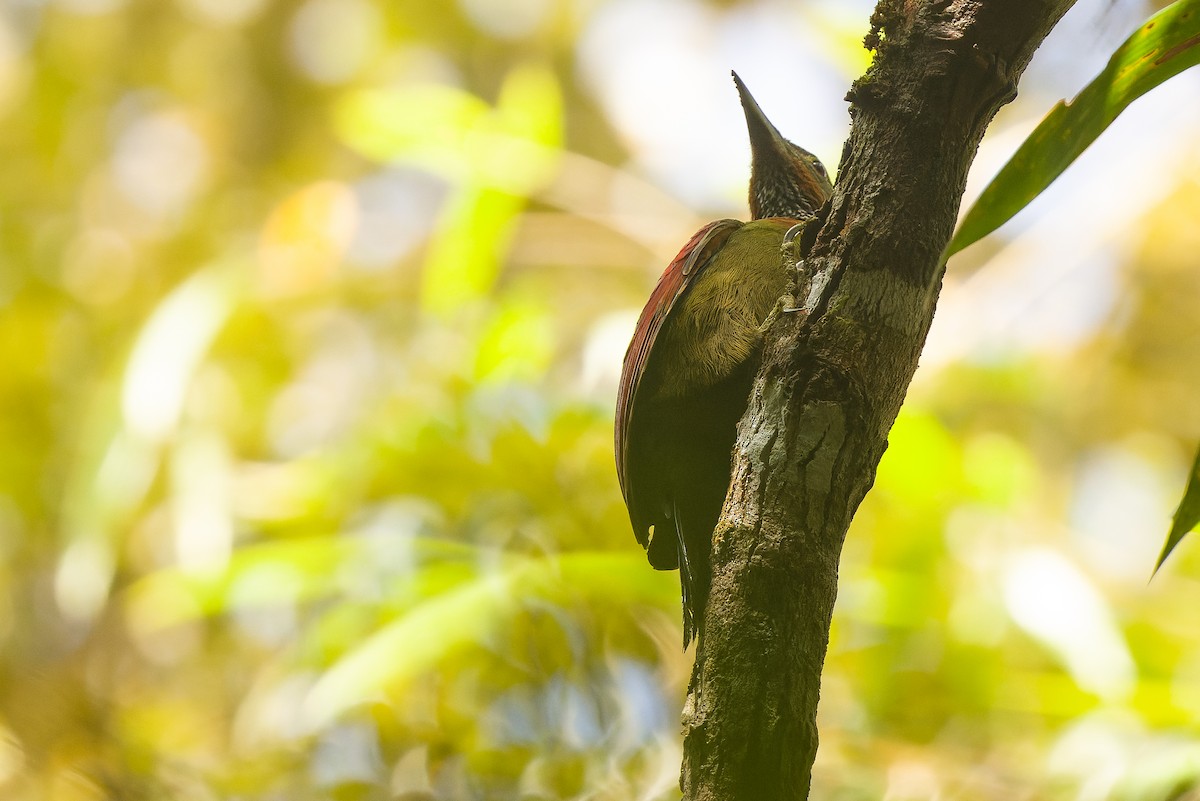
[681,2,1077,799]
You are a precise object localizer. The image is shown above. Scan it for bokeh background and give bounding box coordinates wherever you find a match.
[2,0,1200,798]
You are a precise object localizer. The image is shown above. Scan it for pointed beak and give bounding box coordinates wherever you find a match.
[732,71,790,164]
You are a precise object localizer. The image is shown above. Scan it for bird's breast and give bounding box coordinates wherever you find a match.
[649,218,796,398]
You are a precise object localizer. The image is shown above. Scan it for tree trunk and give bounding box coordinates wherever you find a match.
[680,2,1078,799]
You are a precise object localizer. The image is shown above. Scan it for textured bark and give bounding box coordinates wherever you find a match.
[680,2,1077,799]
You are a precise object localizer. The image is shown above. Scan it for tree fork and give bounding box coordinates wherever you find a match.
[680,2,1077,799]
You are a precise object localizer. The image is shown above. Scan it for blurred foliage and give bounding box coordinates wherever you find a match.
[0,0,1199,800]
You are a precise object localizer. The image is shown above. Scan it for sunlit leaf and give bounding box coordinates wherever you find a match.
[122,266,239,441]
[482,63,563,191]
[301,551,671,727]
[874,410,961,514]
[334,84,490,177]
[335,66,563,314]
[946,0,1200,258]
[962,432,1037,508]
[1156,443,1200,573]
[421,186,523,314]
[334,64,562,196]
[1003,549,1134,701]
[123,534,480,632]
[475,297,555,381]
[495,64,563,150]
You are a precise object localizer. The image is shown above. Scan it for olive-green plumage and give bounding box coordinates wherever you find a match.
[646,219,798,398]
[615,74,834,647]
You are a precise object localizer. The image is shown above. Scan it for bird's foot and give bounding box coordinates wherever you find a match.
[756,294,802,334]
[781,222,806,265]
[781,223,812,295]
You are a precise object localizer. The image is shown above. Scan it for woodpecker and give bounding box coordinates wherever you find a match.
[615,73,834,648]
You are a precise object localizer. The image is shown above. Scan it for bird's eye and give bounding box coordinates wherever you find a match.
[812,160,828,178]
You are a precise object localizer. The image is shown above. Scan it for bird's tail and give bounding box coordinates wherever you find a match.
[673,500,711,649]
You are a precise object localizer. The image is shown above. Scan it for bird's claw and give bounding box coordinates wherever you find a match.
[757,294,801,334]
[781,223,806,264]
[767,223,813,330]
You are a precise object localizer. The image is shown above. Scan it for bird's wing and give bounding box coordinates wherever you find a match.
[614,218,742,525]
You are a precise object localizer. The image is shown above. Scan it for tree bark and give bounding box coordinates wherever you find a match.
[680,2,1078,799]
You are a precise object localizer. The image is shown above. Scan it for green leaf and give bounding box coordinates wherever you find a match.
[1156,444,1200,573]
[123,534,480,631]
[946,0,1200,259]
[300,551,671,727]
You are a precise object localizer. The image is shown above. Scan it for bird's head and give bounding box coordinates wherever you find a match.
[733,72,834,221]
